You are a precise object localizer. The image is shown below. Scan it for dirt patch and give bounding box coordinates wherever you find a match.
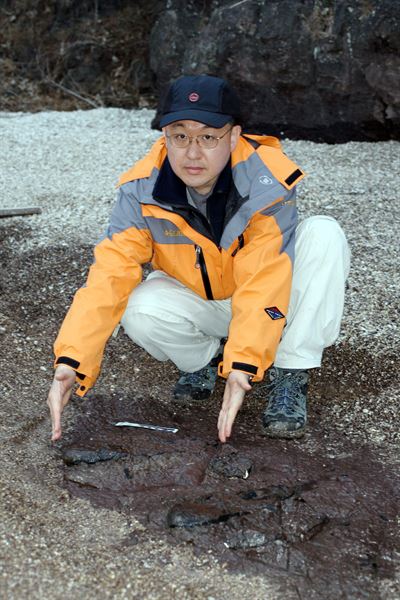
[1,219,399,599]
[59,387,398,599]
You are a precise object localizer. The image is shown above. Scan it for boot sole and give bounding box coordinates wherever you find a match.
[260,424,306,439]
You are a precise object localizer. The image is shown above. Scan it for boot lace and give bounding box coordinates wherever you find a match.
[267,369,307,416]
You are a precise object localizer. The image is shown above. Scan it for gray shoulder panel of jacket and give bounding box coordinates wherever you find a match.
[261,190,298,267]
[123,166,175,211]
[220,151,296,250]
[105,182,150,240]
[232,149,285,200]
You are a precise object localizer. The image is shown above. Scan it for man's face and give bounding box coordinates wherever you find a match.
[163,120,241,195]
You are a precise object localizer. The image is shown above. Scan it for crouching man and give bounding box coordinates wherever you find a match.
[47,75,350,443]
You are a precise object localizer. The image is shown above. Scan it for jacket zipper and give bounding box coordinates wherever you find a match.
[194,245,201,268]
[194,245,214,300]
[231,234,245,257]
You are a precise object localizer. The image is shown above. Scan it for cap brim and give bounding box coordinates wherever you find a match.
[159,110,232,128]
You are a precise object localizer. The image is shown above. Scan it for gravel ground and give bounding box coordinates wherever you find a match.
[1,108,398,355]
[0,109,399,599]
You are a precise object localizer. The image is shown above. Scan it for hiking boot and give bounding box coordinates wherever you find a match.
[262,367,309,438]
[173,355,221,401]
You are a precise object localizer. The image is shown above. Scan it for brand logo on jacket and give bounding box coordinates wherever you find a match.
[259,175,273,185]
[264,306,285,320]
[164,229,184,237]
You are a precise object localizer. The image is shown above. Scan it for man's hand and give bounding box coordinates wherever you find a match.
[47,365,76,441]
[218,370,252,443]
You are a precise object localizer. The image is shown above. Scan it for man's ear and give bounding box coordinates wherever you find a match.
[230,125,242,151]
[162,126,170,147]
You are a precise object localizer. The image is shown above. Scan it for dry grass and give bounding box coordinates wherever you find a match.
[0,0,163,111]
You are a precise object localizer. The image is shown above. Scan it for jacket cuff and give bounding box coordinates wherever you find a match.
[55,355,80,371]
[74,375,93,397]
[54,356,93,397]
[218,360,264,382]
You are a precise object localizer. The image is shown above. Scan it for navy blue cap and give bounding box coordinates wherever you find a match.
[159,75,242,128]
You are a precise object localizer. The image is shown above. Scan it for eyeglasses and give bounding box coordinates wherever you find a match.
[165,127,232,149]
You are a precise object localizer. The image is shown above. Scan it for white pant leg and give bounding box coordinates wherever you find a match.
[121,216,350,374]
[121,271,231,372]
[274,216,351,369]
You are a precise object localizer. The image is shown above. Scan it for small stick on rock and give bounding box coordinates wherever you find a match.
[46,80,100,108]
[0,207,42,218]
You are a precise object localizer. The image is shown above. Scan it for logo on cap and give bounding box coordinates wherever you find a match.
[188,92,200,102]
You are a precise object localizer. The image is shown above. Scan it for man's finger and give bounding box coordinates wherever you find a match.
[218,411,226,443]
[218,372,252,443]
[218,408,230,442]
[47,366,76,441]
[218,393,244,443]
[217,408,224,431]
[218,413,229,443]
[49,401,61,441]
[51,426,62,442]
[218,409,234,443]
[218,387,232,437]
[221,402,239,441]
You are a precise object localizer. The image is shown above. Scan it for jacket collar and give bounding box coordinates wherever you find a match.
[153,156,232,206]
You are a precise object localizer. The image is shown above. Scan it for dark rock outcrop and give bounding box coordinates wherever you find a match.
[150,0,400,141]
[1,0,399,141]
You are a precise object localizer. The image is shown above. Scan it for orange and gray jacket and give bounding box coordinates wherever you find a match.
[54,134,305,396]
